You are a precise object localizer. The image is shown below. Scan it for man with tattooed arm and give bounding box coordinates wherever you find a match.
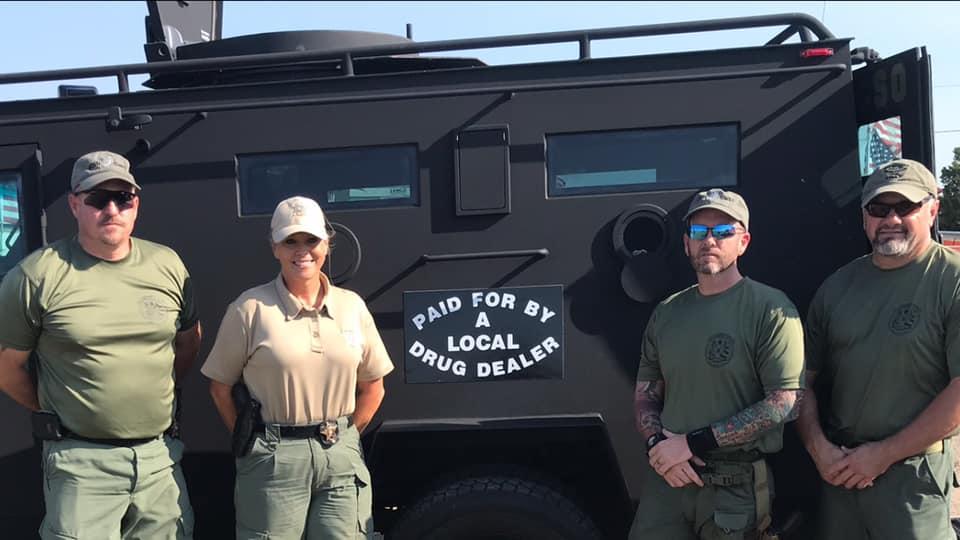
[797,159,960,540]
[628,188,805,540]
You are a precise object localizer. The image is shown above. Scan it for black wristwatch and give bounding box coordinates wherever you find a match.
[645,432,667,454]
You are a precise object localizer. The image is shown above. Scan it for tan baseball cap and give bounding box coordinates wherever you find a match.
[683,188,750,230]
[70,151,141,192]
[861,159,938,207]
[270,196,330,243]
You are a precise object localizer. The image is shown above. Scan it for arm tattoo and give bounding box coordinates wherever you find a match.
[710,389,800,447]
[634,380,665,439]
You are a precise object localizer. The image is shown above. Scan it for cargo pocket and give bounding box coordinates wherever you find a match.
[352,456,373,537]
[705,483,755,540]
[918,456,949,500]
[235,436,276,476]
[41,443,54,492]
[712,511,749,539]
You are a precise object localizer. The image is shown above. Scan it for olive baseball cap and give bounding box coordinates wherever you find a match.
[861,159,938,207]
[70,151,141,192]
[683,188,750,230]
[270,196,330,243]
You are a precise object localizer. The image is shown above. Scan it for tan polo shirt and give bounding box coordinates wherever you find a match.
[201,273,394,425]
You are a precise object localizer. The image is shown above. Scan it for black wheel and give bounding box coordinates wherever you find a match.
[389,474,603,540]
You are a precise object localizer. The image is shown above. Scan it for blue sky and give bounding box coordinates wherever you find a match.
[1,1,958,176]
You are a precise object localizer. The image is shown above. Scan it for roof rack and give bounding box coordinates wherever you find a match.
[0,13,835,94]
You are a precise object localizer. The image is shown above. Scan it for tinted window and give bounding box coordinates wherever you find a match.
[0,172,25,276]
[858,116,902,177]
[238,145,418,215]
[547,124,738,197]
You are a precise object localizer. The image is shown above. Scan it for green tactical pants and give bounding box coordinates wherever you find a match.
[234,418,373,540]
[629,457,772,540]
[40,435,194,540]
[816,445,955,540]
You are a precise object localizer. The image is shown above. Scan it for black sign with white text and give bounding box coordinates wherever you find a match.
[403,286,564,383]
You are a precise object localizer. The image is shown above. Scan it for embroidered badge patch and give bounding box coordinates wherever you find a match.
[705,333,735,367]
[882,162,908,181]
[139,295,166,322]
[889,303,921,335]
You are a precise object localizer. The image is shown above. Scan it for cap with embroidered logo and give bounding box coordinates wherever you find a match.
[270,196,330,243]
[683,188,750,230]
[861,159,938,207]
[70,151,141,192]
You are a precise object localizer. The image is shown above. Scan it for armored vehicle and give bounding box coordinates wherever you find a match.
[0,1,937,538]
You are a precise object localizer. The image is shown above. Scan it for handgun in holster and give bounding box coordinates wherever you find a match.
[31,410,64,441]
[231,381,261,458]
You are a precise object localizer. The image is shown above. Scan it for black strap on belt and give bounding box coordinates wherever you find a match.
[62,427,158,447]
[275,424,322,438]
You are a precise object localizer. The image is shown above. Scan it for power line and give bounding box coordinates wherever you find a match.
[937,129,960,134]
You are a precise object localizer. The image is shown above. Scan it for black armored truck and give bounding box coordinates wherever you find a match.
[0,1,938,538]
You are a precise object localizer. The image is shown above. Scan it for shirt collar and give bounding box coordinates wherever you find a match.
[273,273,334,321]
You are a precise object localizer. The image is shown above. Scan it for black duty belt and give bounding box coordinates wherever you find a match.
[829,435,947,458]
[258,416,353,445]
[702,448,763,463]
[62,428,159,447]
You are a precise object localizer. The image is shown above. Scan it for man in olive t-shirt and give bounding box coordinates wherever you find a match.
[629,189,805,540]
[797,159,960,540]
[0,151,202,540]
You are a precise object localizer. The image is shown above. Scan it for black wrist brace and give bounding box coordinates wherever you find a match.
[686,426,719,457]
[645,432,667,454]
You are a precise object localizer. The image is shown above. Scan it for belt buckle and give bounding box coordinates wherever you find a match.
[318,421,339,445]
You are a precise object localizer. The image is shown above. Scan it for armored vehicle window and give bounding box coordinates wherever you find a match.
[857,116,902,177]
[237,145,418,215]
[0,172,25,276]
[546,124,738,197]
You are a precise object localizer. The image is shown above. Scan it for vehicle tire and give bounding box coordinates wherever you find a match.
[389,474,603,540]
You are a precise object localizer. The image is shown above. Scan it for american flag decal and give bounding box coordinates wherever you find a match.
[1,183,18,225]
[866,117,903,172]
[1,181,21,257]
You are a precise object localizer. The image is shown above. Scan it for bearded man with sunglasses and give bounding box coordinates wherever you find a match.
[630,188,805,540]
[797,159,960,540]
[0,151,200,539]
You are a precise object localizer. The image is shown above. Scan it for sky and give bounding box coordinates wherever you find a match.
[0,1,958,177]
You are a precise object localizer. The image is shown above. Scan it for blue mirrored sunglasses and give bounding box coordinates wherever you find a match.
[688,224,740,241]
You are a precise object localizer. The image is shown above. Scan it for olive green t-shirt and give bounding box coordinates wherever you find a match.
[806,242,960,444]
[0,236,198,438]
[635,278,805,453]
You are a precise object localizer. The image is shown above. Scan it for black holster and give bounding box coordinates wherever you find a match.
[31,410,64,441]
[231,382,261,458]
[166,386,182,440]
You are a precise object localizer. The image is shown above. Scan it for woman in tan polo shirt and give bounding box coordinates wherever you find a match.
[201,195,394,540]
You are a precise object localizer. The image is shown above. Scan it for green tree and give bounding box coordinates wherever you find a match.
[940,147,960,230]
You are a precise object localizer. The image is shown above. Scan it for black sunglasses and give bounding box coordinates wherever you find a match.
[75,189,138,210]
[864,195,932,219]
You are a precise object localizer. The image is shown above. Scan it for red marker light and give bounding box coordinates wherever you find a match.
[801,48,835,58]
